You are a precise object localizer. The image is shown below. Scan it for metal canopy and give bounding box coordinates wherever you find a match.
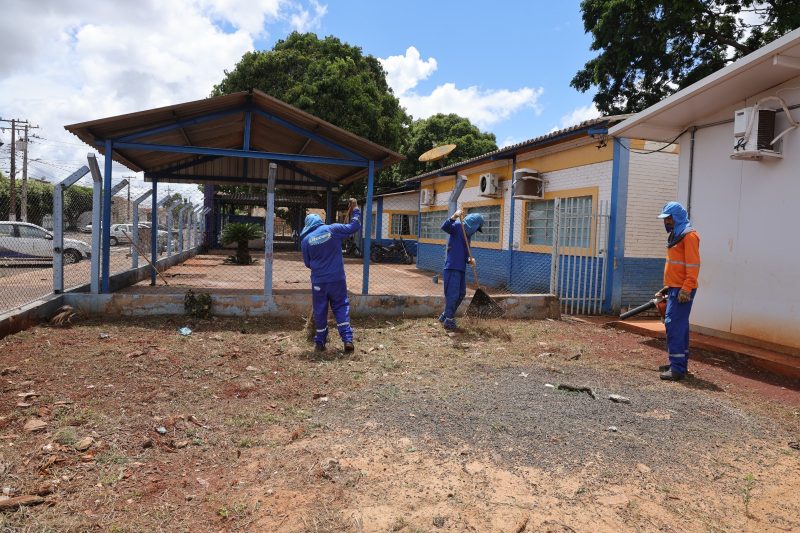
[64,89,403,188]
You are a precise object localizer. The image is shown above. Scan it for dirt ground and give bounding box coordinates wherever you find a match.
[1,314,799,532]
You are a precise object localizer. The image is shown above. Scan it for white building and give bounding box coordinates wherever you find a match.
[611,28,800,351]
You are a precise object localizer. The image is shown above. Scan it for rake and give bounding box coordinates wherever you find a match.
[459,216,505,319]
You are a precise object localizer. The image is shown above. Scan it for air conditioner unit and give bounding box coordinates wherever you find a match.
[420,188,435,206]
[479,173,500,197]
[731,107,782,160]
[512,168,544,200]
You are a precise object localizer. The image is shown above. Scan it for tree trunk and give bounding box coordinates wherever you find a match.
[236,240,250,264]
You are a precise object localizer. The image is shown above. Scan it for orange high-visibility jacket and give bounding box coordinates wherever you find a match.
[664,231,701,292]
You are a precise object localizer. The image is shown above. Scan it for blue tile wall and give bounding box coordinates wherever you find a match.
[621,257,664,308]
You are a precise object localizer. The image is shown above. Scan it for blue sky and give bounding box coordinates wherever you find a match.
[259,1,600,146]
[0,0,600,199]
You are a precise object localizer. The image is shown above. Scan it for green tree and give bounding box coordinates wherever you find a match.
[386,114,498,183]
[63,185,93,230]
[572,1,800,114]
[213,32,410,174]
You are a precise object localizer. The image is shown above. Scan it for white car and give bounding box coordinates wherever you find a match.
[0,222,91,264]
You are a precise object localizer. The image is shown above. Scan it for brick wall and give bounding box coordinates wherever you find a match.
[625,149,678,258]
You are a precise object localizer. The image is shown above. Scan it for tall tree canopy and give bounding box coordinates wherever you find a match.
[213,32,410,155]
[572,1,800,114]
[386,114,498,184]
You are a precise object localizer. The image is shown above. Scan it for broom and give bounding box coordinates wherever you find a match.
[459,215,505,319]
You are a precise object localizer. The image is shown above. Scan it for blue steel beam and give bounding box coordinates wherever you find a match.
[145,173,332,188]
[98,141,369,167]
[151,180,158,286]
[275,160,336,187]
[242,110,252,179]
[150,155,222,175]
[115,109,244,143]
[252,108,366,162]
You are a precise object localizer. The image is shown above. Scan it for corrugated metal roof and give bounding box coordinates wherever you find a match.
[403,115,631,183]
[64,89,404,188]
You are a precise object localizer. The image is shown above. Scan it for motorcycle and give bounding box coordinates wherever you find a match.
[342,236,362,258]
[370,237,414,264]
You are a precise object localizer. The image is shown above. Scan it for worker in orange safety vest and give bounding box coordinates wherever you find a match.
[656,201,700,381]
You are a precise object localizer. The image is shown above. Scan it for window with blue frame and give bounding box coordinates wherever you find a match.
[465,204,501,243]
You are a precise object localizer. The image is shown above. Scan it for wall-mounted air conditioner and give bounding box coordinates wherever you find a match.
[731,107,783,160]
[479,173,500,197]
[420,188,435,206]
[512,168,545,200]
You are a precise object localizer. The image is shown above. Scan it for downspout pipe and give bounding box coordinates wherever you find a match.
[686,127,697,218]
[448,174,468,216]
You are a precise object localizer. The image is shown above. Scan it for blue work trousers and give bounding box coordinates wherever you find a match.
[440,269,467,328]
[664,287,697,374]
[312,280,353,345]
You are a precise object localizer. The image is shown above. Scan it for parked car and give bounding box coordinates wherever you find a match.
[0,222,91,264]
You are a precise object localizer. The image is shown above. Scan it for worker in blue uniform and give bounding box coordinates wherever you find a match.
[438,209,484,330]
[301,198,361,352]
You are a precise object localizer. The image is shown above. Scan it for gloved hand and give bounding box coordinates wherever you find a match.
[467,257,476,266]
[655,286,669,297]
[450,209,463,221]
[678,290,692,303]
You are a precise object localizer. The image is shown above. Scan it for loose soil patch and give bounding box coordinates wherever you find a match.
[0,316,798,532]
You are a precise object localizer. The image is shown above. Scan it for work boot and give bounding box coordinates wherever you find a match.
[443,318,457,331]
[660,370,685,381]
[658,364,671,372]
[343,342,355,353]
[437,313,446,323]
[314,343,326,352]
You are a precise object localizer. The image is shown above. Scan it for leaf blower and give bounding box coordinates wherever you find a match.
[619,288,668,321]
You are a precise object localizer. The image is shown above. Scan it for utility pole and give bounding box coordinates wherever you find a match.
[21,124,29,222]
[1,118,38,222]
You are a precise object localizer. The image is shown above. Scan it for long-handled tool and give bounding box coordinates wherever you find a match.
[459,215,504,319]
[122,230,170,286]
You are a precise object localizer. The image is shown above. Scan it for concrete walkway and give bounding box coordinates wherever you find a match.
[607,318,800,380]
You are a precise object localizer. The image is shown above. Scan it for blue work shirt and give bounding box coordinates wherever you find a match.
[301,209,361,284]
[441,218,470,272]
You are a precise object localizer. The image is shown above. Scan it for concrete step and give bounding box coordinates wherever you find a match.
[609,319,800,380]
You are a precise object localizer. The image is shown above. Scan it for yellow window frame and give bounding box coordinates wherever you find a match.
[521,186,599,255]
[386,210,419,239]
[462,198,504,250]
[418,206,448,244]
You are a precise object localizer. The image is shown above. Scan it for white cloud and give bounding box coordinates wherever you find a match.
[379,47,438,96]
[379,47,542,129]
[553,103,602,131]
[402,83,543,129]
[289,0,328,33]
[0,0,325,202]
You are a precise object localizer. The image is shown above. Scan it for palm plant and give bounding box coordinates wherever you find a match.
[221,222,262,264]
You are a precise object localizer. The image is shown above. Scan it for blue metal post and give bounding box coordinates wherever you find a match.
[376,198,384,241]
[101,141,113,293]
[507,157,517,290]
[361,160,375,295]
[604,138,630,313]
[264,164,277,296]
[326,186,334,223]
[203,184,214,248]
[150,180,158,285]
